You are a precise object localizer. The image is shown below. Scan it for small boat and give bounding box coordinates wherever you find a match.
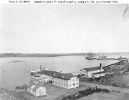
[7,60,26,63]
[86,57,95,60]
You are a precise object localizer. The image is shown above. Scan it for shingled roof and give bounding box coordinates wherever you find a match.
[39,70,74,80]
[81,66,101,72]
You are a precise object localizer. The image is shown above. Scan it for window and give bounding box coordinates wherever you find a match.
[73,79,75,82]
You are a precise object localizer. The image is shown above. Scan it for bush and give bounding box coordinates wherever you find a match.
[61,87,110,100]
[15,84,27,91]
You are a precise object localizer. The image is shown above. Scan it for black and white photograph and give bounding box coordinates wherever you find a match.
[0,1,129,100]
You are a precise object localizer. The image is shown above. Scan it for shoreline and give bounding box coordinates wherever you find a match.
[0,52,129,58]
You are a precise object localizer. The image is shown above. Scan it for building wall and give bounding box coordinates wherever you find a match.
[67,77,79,89]
[52,78,69,89]
[52,77,79,89]
[93,73,105,78]
[36,87,46,96]
[80,69,104,78]
[29,89,36,96]
[27,87,46,97]
[80,70,89,77]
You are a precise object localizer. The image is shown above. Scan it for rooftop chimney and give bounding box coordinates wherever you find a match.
[100,63,102,69]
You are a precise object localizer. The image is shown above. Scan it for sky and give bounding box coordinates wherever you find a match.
[0,4,129,53]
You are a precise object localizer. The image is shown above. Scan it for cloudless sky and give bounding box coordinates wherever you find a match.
[0,4,129,53]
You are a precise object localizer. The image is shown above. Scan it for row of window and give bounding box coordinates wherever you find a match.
[69,83,79,87]
[54,78,68,82]
[53,81,68,87]
[54,77,79,83]
[53,80,79,88]
[70,78,79,83]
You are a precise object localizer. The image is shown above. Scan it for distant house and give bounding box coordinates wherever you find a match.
[27,82,46,97]
[40,70,79,89]
[0,88,8,95]
[80,63,105,78]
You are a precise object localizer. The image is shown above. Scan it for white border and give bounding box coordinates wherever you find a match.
[0,0,129,4]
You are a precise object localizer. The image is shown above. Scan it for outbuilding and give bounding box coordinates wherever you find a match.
[27,82,46,97]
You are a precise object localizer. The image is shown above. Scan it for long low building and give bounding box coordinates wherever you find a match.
[80,63,105,78]
[39,70,79,89]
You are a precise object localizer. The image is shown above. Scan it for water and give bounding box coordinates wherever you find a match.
[0,54,129,90]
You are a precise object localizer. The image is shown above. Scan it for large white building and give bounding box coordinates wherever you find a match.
[80,64,105,78]
[52,74,79,89]
[39,70,79,89]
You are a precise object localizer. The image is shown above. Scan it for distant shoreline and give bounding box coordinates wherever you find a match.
[0,53,86,58]
[0,52,129,58]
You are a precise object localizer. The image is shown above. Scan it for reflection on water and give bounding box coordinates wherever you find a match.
[0,54,129,89]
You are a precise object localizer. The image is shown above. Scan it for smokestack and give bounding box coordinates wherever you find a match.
[100,63,102,69]
[100,63,102,67]
[40,65,41,70]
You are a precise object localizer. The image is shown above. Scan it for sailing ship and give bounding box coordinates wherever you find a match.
[85,52,96,60]
[97,53,107,60]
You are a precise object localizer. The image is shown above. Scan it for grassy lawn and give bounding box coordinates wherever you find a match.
[43,83,88,100]
[10,83,88,100]
[109,73,129,85]
[77,92,129,100]
[108,73,129,86]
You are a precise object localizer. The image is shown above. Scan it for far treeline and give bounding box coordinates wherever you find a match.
[0,52,128,57]
[0,53,86,57]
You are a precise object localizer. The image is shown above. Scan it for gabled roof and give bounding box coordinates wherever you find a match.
[28,81,45,91]
[81,66,101,72]
[39,70,74,80]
